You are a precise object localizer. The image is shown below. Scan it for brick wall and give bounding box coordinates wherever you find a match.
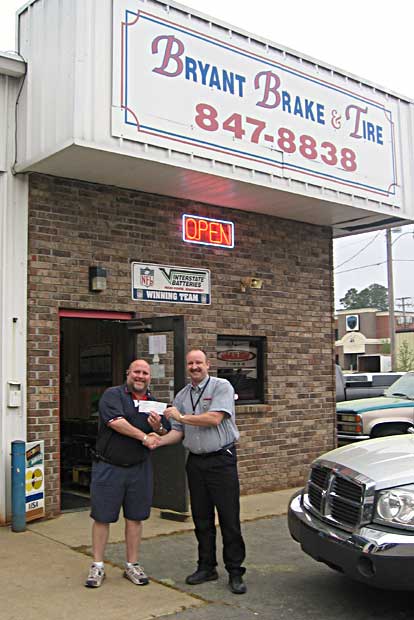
[27,173,335,516]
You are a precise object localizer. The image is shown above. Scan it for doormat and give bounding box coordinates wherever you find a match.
[61,492,90,511]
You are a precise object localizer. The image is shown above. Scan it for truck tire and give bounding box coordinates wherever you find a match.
[371,424,410,438]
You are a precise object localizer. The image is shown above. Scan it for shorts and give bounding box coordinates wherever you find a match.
[90,459,153,523]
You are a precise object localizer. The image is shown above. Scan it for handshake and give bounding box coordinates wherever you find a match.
[143,406,183,450]
[142,433,163,450]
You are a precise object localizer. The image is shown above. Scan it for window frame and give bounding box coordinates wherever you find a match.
[216,335,265,405]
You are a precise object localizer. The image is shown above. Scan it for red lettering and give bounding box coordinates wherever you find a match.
[183,215,234,248]
[345,104,368,139]
[209,222,220,242]
[185,218,199,240]
[254,71,281,109]
[152,35,184,77]
[220,224,231,246]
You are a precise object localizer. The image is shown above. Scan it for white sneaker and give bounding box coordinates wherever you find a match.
[124,563,149,585]
[85,563,105,588]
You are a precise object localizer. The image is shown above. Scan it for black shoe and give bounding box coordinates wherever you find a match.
[185,568,219,585]
[228,574,247,594]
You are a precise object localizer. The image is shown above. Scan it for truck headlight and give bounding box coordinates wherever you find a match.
[375,487,414,529]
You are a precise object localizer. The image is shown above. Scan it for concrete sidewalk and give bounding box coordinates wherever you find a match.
[0,488,298,620]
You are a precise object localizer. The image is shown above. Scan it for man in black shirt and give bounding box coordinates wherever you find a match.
[84,359,163,588]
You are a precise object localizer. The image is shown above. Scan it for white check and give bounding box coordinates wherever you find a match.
[138,400,167,415]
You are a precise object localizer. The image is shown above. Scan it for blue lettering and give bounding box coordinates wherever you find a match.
[377,125,383,145]
[222,70,234,94]
[316,103,325,125]
[180,59,246,97]
[281,91,291,113]
[197,60,210,85]
[293,97,303,118]
[304,99,315,122]
[209,66,221,90]
[234,75,246,97]
[185,57,197,81]
[362,120,384,145]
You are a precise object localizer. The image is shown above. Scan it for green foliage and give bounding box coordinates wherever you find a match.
[380,340,391,354]
[396,340,414,371]
[339,283,389,311]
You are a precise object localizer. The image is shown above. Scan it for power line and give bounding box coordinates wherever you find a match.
[335,258,414,275]
[334,232,381,269]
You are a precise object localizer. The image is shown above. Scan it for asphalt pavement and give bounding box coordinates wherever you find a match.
[1,487,413,620]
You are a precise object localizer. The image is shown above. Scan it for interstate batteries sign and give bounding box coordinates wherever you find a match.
[132,262,211,304]
[112,0,400,203]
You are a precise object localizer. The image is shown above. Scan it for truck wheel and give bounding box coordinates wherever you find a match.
[371,424,409,438]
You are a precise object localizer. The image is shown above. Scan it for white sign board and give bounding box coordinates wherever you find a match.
[131,262,211,304]
[25,440,45,522]
[112,0,400,204]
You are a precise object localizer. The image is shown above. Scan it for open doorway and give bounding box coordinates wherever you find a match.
[59,312,187,514]
[59,313,132,511]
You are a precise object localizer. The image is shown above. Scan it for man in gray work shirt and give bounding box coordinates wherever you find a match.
[158,348,246,594]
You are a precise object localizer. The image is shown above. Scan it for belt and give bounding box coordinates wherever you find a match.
[93,454,140,468]
[190,443,235,458]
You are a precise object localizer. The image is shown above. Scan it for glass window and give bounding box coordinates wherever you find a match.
[216,336,265,404]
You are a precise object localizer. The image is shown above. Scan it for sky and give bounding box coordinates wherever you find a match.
[1,0,413,310]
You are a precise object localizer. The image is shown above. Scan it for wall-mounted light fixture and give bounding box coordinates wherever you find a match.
[240,277,263,292]
[89,266,107,292]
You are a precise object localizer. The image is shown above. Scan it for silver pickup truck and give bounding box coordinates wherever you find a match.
[288,434,414,590]
[337,371,414,443]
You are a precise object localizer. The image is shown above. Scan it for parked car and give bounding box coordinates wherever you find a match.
[337,371,414,443]
[336,364,403,402]
[288,433,414,590]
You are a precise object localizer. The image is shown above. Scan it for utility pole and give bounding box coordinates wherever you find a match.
[395,296,413,327]
[386,229,397,370]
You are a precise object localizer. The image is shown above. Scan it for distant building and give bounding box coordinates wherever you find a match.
[335,308,414,370]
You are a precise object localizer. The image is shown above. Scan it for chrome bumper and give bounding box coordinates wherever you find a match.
[337,433,370,442]
[288,491,414,590]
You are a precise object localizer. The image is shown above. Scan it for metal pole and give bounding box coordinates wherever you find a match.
[11,440,26,532]
[386,229,397,370]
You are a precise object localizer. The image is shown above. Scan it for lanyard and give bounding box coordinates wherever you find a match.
[190,378,210,413]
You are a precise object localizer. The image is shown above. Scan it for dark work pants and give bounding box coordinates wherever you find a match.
[186,448,246,576]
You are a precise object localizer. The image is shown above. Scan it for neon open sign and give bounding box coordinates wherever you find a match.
[182,214,235,248]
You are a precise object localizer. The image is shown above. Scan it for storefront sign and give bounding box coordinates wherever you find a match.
[25,441,45,522]
[131,262,211,304]
[342,332,366,354]
[112,0,399,202]
[182,214,234,248]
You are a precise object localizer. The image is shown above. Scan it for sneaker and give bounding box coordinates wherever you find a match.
[124,563,149,586]
[84,563,105,588]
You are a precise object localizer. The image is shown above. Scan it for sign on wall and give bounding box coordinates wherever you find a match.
[182,214,234,248]
[25,441,45,522]
[112,0,400,203]
[346,314,360,332]
[131,262,211,304]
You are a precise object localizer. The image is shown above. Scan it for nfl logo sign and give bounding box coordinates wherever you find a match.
[140,267,154,287]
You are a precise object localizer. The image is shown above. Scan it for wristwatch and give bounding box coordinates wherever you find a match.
[158,424,164,433]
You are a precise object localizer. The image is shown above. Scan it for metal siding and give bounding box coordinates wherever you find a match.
[18,0,76,163]
[14,0,414,226]
[0,75,25,172]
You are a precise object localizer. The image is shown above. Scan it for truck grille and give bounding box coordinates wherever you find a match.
[306,462,372,530]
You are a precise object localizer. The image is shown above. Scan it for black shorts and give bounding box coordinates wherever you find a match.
[90,459,153,523]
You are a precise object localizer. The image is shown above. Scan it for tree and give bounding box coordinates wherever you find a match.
[396,340,414,371]
[339,283,389,311]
